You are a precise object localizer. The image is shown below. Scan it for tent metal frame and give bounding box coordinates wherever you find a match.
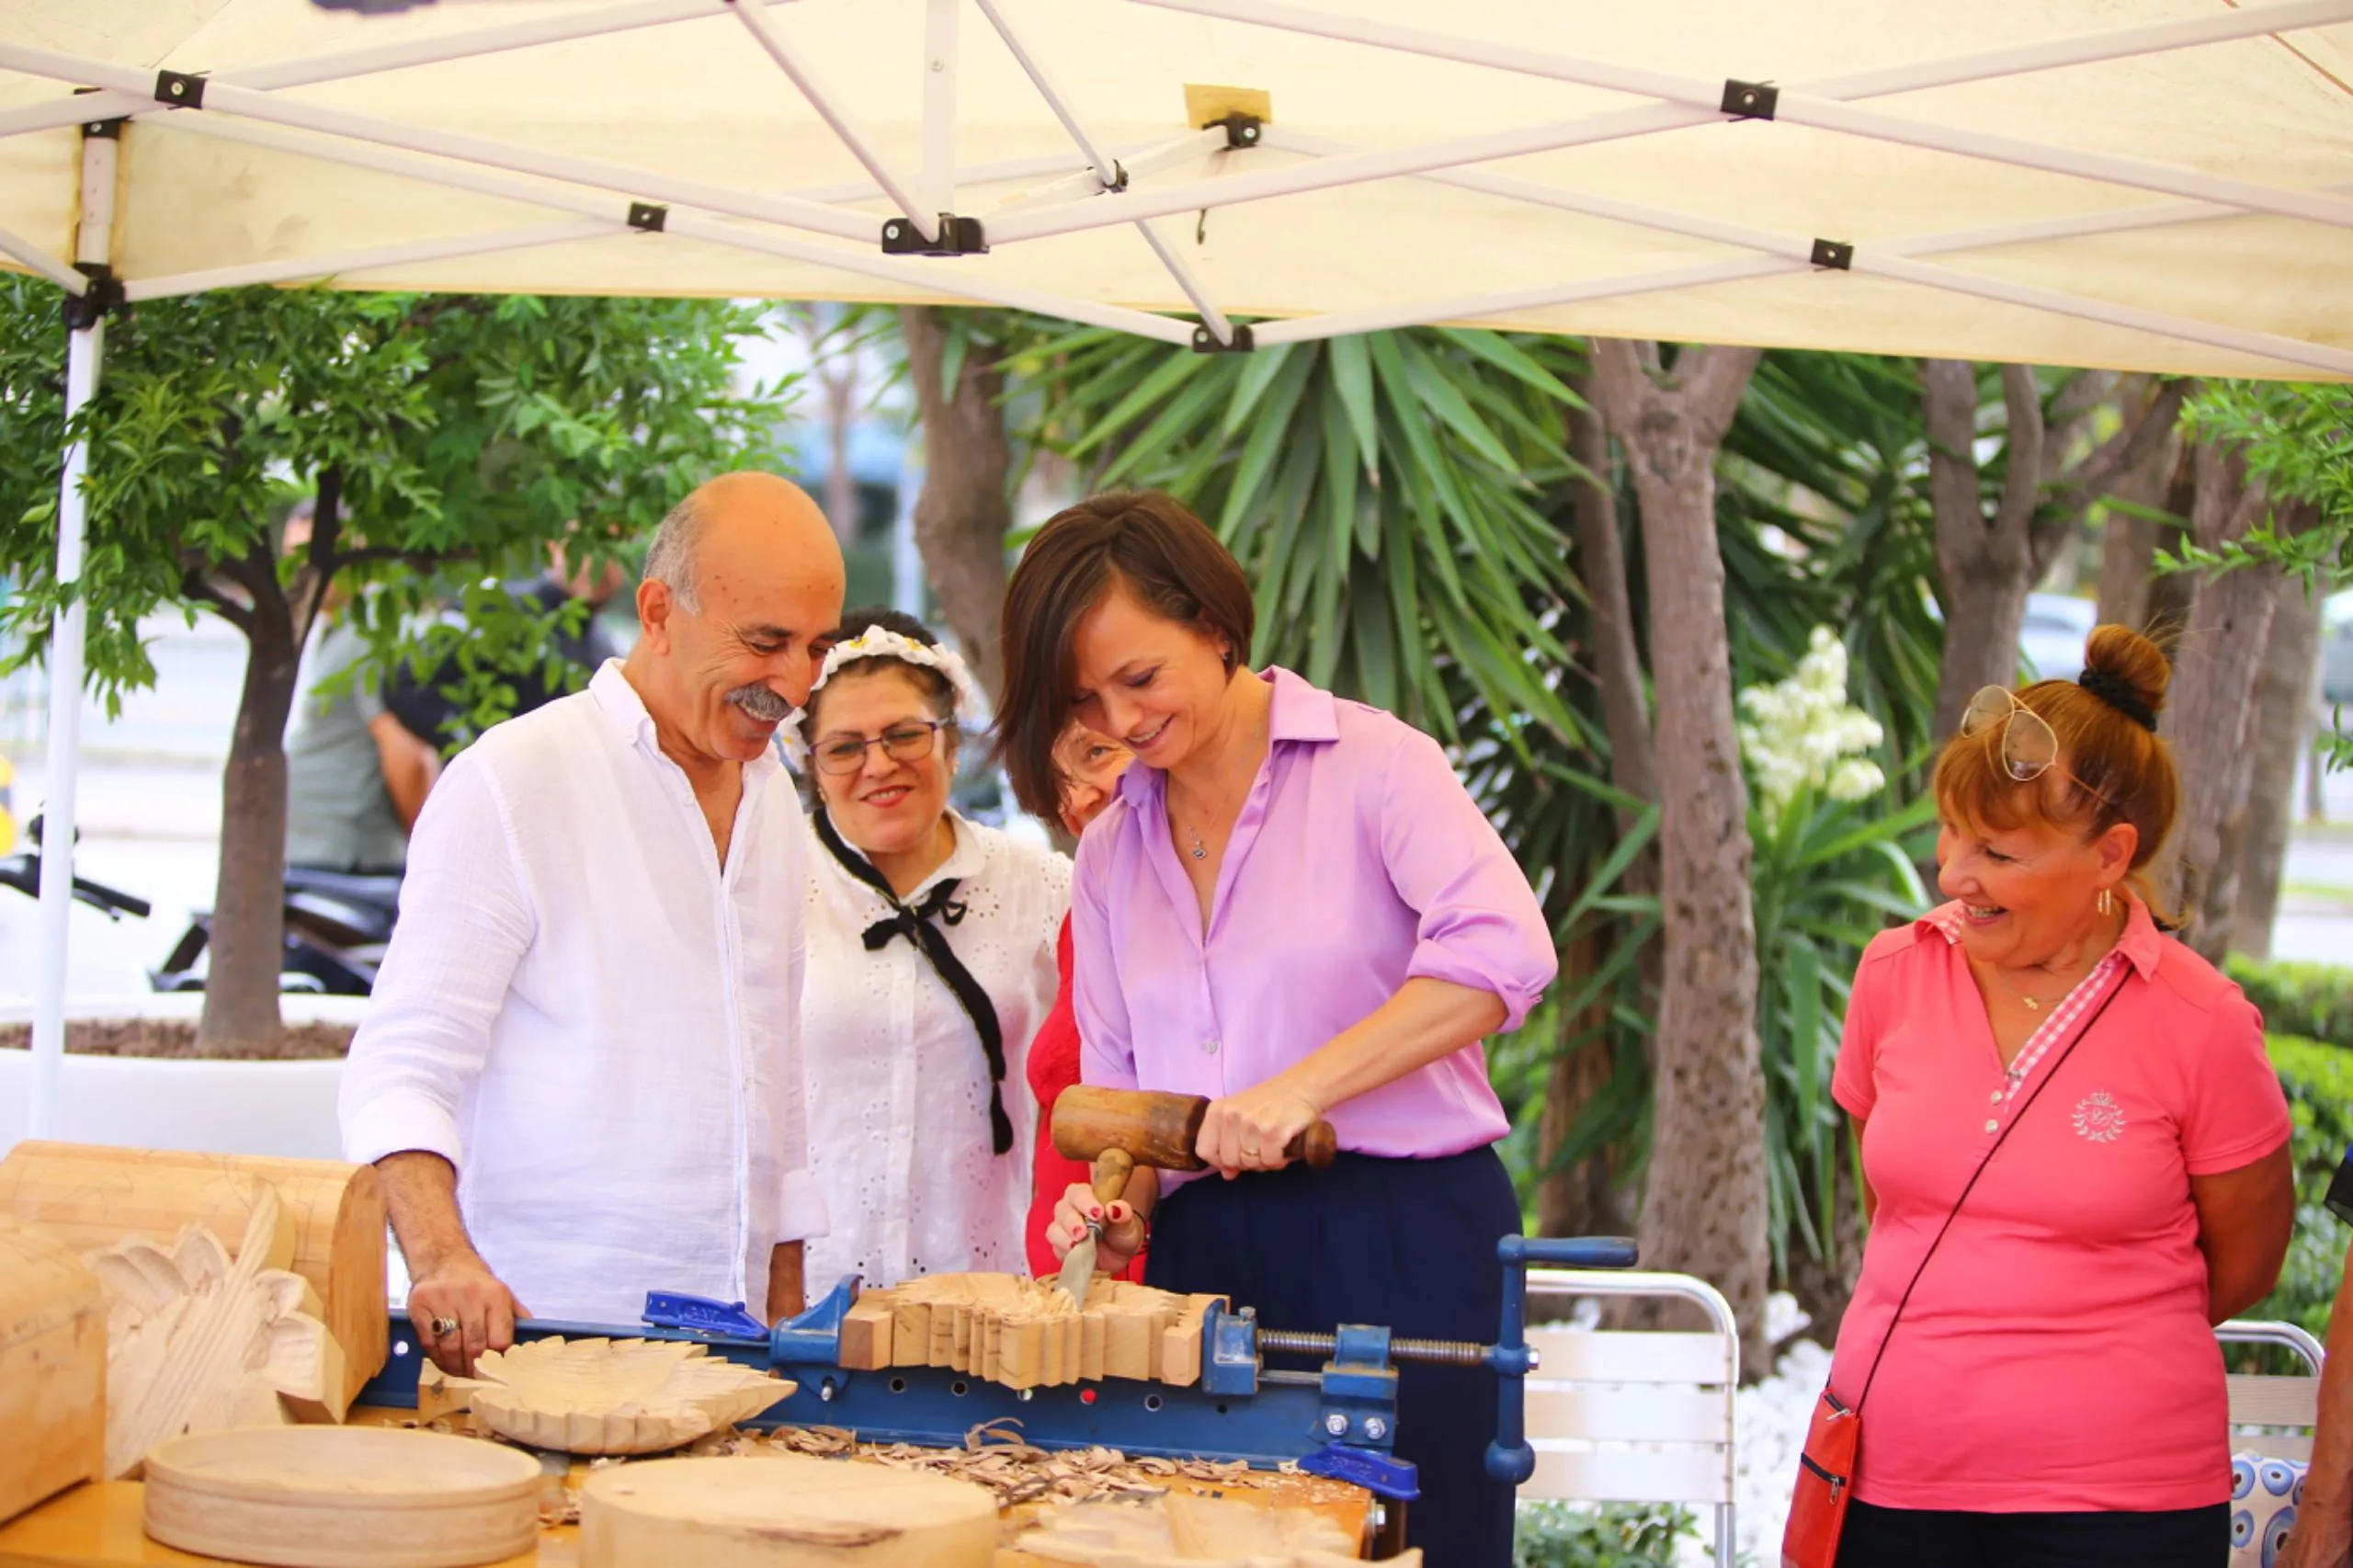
[7,0,2353,1119]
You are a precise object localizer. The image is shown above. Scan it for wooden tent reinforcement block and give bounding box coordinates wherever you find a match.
[0,1141,388,1408]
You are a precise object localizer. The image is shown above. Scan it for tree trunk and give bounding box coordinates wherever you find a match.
[2162,447,2283,956]
[1783,1128,1868,1348]
[1591,339,1768,1371]
[1565,383,1656,820]
[197,574,301,1056]
[899,307,1013,699]
[2214,527,2325,961]
[1534,927,1631,1240]
[1925,361,2044,740]
[824,362,860,547]
[2225,572,2323,961]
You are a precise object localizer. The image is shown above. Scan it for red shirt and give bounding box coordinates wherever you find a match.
[1828,897,2291,1513]
[1024,917,1142,1280]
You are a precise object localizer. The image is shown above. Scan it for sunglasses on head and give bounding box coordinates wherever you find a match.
[1958,686,2115,808]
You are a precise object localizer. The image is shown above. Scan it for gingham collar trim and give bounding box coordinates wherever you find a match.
[1917,893,2162,980]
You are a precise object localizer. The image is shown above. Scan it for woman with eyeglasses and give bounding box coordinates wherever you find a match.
[795,608,1070,1293]
[1813,624,2293,1568]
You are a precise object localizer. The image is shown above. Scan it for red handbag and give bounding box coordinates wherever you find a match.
[1779,979,2125,1568]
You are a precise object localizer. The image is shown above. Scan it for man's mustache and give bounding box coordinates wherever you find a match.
[725,683,793,723]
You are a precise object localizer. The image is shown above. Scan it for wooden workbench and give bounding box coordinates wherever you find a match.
[0,1412,1375,1568]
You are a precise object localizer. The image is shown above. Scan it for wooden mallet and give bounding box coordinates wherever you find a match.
[1050,1086,1339,1297]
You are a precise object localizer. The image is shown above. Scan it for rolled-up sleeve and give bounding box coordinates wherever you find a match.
[1377,729,1556,1029]
[1072,824,1139,1091]
[339,752,534,1170]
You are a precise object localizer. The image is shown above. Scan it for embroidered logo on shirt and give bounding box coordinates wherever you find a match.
[2072,1091,2128,1143]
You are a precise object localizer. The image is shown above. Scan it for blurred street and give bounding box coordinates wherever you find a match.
[0,614,2347,1004]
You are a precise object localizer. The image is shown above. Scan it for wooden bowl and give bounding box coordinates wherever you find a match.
[142,1426,542,1568]
[580,1455,998,1567]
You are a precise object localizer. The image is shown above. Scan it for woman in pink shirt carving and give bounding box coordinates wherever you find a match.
[1822,625,2294,1567]
[1001,492,1556,1568]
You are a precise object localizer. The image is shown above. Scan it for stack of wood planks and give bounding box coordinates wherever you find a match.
[835,1274,1225,1392]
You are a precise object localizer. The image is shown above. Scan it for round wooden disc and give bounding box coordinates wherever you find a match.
[580,1455,998,1567]
[142,1426,542,1568]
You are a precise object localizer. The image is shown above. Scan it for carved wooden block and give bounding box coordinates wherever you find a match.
[1017,1489,1405,1566]
[580,1455,997,1567]
[84,1179,345,1479]
[0,1141,388,1408]
[0,1221,105,1526]
[142,1426,541,1568]
[428,1336,793,1455]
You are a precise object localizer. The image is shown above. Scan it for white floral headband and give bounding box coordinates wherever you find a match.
[780,624,983,769]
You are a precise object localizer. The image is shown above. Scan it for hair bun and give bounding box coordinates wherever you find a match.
[2081,624,2169,719]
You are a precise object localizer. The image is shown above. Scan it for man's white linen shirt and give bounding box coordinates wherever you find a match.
[341,662,825,1325]
[801,812,1067,1292]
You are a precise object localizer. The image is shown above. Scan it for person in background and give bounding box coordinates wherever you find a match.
[1006,491,1557,1568]
[1820,625,2295,1568]
[797,608,1069,1292]
[385,538,629,751]
[341,472,844,1373]
[1023,721,1135,1278]
[284,497,438,873]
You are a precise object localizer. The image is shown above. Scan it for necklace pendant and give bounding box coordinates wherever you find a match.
[2022,997,2040,1011]
[1188,844,1207,861]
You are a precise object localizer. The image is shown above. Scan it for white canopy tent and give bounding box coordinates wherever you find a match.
[6,0,2353,1133]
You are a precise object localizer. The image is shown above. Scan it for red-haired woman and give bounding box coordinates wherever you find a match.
[998,492,1556,1568]
[1819,625,2295,1568]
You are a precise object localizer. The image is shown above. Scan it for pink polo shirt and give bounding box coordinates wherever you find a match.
[1828,897,2290,1514]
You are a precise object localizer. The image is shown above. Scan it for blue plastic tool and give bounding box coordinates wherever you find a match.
[640,1290,767,1340]
[1302,1442,1421,1501]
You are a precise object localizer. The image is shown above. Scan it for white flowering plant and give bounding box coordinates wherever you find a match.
[1739,627,1934,1279]
[1737,626,1886,828]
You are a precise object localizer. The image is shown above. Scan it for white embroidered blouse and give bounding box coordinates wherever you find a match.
[801,811,1071,1293]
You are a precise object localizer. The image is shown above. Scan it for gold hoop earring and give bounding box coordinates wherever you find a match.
[2097,888,2114,916]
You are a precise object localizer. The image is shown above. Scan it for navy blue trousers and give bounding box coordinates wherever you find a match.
[1143,1145,1520,1568]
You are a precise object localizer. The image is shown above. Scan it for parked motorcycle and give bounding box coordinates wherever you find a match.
[150,865,399,996]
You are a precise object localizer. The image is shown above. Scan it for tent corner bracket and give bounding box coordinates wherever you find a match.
[1209,112,1263,151]
[1721,79,1777,120]
[62,263,123,332]
[1809,238,1853,270]
[1191,322,1255,353]
[627,202,669,233]
[883,214,987,256]
[154,70,207,111]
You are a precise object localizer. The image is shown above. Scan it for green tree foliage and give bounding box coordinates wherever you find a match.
[0,282,789,1047]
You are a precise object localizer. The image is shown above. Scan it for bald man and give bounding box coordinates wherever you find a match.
[342,474,847,1372]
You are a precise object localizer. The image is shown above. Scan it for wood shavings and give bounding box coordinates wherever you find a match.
[1018,1490,1401,1567]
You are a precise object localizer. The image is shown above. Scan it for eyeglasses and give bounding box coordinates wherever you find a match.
[812,719,950,777]
[1959,687,2113,805]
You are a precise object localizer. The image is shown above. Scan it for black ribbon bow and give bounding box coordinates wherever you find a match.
[814,808,1013,1155]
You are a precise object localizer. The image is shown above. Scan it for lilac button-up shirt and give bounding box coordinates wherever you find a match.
[1072,668,1554,1163]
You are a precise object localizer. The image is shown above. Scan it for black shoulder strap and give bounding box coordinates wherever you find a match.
[813,807,1013,1154]
[1853,970,2130,1413]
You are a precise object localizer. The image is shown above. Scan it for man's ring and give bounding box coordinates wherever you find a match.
[429,1315,460,1339]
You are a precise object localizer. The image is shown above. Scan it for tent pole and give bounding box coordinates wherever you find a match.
[30,123,118,1142]
[0,222,85,292]
[1125,0,2353,234]
[729,0,937,241]
[989,127,1225,214]
[161,113,1203,347]
[0,0,745,142]
[0,46,880,246]
[972,0,1236,342]
[989,101,1709,243]
[1858,254,2353,377]
[124,219,618,301]
[920,0,958,218]
[1250,256,1803,347]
